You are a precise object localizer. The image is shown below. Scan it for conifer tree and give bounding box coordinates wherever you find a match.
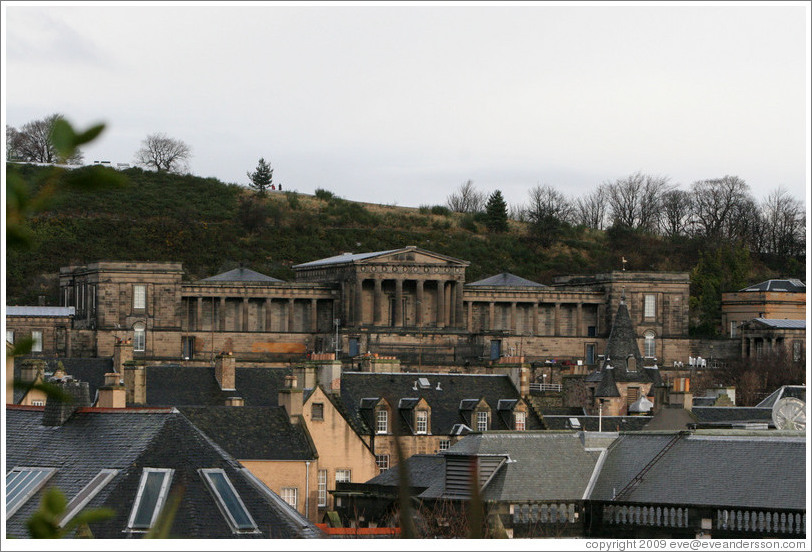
[484,190,509,232]
[247,157,273,196]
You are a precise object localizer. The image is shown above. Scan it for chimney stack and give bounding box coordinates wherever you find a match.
[113,339,133,373]
[98,372,126,408]
[278,375,303,421]
[42,379,91,426]
[124,364,146,405]
[215,353,236,391]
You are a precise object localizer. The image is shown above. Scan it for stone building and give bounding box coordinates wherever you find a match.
[12,246,694,368]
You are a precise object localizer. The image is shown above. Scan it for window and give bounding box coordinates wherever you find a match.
[60,469,118,527]
[335,469,351,484]
[376,409,388,433]
[133,285,146,310]
[311,403,324,421]
[514,411,526,431]
[200,469,258,532]
[730,321,738,338]
[317,470,327,507]
[6,467,57,519]
[31,331,43,353]
[626,387,640,406]
[280,487,298,510]
[415,410,428,434]
[6,330,13,344]
[127,468,173,531]
[644,294,656,318]
[439,440,450,451]
[644,331,656,358]
[32,400,44,407]
[375,454,390,471]
[476,411,489,432]
[133,323,145,352]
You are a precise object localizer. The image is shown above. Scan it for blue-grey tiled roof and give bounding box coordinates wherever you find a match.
[200,267,283,282]
[293,250,400,269]
[467,273,546,287]
[749,318,806,329]
[740,279,805,292]
[6,306,76,317]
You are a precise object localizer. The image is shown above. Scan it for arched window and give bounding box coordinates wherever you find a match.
[643,330,656,358]
[133,323,146,352]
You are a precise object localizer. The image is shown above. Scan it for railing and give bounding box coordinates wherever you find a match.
[717,509,805,536]
[603,505,688,528]
[512,502,578,524]
[530,383,562,392]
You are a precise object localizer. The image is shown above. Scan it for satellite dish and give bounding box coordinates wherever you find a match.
[772,397,806,431]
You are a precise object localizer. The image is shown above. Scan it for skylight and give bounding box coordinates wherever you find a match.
[6,467,57,519]
[60,469,118,527]
[418,377,431,389]
[200,469,258,533]
[127,468,174,531]
[569,418,582,429]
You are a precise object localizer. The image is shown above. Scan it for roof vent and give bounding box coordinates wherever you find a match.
[412,381,418,390]
[436,382,442,391]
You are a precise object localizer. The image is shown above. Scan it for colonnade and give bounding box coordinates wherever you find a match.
[184,295,328,333]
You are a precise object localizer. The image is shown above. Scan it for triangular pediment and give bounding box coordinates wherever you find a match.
[358,246,469,267]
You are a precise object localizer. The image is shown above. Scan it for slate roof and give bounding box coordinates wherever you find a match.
[143,365,292,407]
[542,416,652,432]
[744,318,806,330]
[200,267,283,283]
[293,249,400,268]
[339,372,543,436]
[740,279,805,292]
[13,356,114,404]
[178,406,316,461]
[5,306,76,317]
[5,406,322,539]
[466,273,546,287]
[691,406,774,425]
[365,454,446,489]
[589,432,806,510]
[756,385,806,408]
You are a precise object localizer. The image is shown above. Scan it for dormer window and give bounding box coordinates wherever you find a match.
[514,411,526,431]
[476,411,489,432]
[6,467,57,519]
[415,410,428,434]
[376,409,388,434]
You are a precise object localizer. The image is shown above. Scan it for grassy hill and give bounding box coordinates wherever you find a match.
[6,163,802,336]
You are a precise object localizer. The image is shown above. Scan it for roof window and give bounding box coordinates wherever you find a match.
[127,468,174,531]
[6,467,57,519]
[60,469,118,527]
[200,469,258,533]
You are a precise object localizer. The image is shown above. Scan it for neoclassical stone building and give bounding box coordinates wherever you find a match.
[20,246,693,368]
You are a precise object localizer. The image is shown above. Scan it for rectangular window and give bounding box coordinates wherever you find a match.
[31,331,43,353]
[89,285,96,312]
[415,410,428,434]
[134,328,146,352]
[730,321,738,338]
[793,341,803,362]
[626,387,640,406]
[280,487,298,510]
[31,400,44,407]
[375,454,390,471]
[311,403,324,421]
[60,469,118,527]
[133,285,146,310]
[335,469,351,484]
[127,468,173,531]
[376,409,388,433]
[477,411,489,432]
[6,467,57,519]
[644,294,656,318]
[514,411,526,431]
[317,470,327,507]
[439,440,450,451]
[199,469,257,533]
[6,330,13,344]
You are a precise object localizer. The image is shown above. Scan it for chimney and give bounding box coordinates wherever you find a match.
[97,372,126,408]
[113,339,133,373]
[278,375,303,421]
[225,396,245,407]
[42,379,91,426]
[316,359,343,394]
[215,353,236,391]
[294,363,318,389]
[124,364,146,405]
[668,377,693,411]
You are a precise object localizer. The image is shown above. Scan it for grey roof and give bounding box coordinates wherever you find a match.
[740,279,805,292]
[6,306,75,317]
[747,318,806,329]
[467,272,546,287]
[437,432,603,502]
[5,406,322,539]
[756,385,806,408]
[365,454,445,489]
[691,406,774,424]
[13,356,114,404]
[293,249,400,269]
[590,432,806,510]
[200,267,283,282]
[543,416,652,432]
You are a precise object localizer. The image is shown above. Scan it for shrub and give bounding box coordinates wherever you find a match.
[314,188,335,201]
[430,205,451,216]
[285,191,301,210]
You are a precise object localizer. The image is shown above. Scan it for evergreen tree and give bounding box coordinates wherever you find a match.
[247,157,273,196]
[484,190,509,232]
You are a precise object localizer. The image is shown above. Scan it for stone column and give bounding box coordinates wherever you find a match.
[510,302,517,333]
[533,302,539,336]
[242,297,249,331]
[288,298,295,332]
[489,302,495,330]
[576,303,583,336]
[342,280,351,323]
[219,297,226,331]
[355,279,363,326]
[455,281,464,328]
[436,280,445,328]
[416,280,424,327]
[373,279,383,325]
[394,279,403,327]
[311,299,318,332]
[466,301,473,331]
[554,302,561,337]
[196,297,203,331]
[265,298,272,331]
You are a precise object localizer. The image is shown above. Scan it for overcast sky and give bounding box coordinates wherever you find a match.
[3,2,809,209]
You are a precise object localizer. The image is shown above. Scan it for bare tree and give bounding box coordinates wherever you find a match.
[574,184,607,230]
[605,172,668,231]
[134,133,192,173]
[6,114,84,165]
[447,180,485,213]
[690,175,753,241]
[760,187,805,258]
[522,184,574,246]
[658,188,693,238]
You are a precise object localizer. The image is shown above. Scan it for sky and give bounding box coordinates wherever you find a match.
[3,1,810,210]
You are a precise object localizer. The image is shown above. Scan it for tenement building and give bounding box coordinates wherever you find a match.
[11,246,694,368]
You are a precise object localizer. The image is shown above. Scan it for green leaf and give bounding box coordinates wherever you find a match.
[51,119,77,160]
[75,123,106,146]
[43,487,67,515]
[9,337,34,357]
[64,507,115,531]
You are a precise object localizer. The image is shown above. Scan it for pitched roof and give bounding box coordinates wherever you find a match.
[744,318,806,330]
[466,273,546,287]
[6,306,75,317]
[13,356,114,404]
[178,406,316,461]
[5,406,321,539]
[339,372,543,436]
[740,279,805,292]
[200,267,283,283]
[589,432,806,510]
[293,249,401,268]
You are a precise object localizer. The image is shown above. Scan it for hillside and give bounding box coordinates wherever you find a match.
[5,164,802,335]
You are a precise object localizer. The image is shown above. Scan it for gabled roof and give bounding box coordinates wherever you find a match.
[200,267,283,283]
[740,279,805,292]
[340,372,543,435]
[589,432,805,510]
[293,246,469,269]
[14,356,114,404]
[178,406,316,461]
[466,273,545,287]
[742,318,806,330]
[6,306,76,317]
[5,406,321,539]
